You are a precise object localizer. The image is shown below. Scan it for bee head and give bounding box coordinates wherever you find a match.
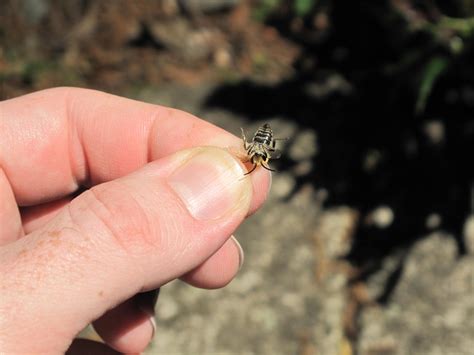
[251,152,268,164]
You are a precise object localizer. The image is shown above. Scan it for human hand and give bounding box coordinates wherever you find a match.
[0,88,270,354]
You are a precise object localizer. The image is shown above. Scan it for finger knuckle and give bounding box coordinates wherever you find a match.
[71,181,157,253]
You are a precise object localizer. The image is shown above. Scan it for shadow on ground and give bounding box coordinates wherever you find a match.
[204,0,474,302]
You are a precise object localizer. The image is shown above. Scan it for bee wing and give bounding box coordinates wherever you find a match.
[270,149,282,159]
[240,127,247,140]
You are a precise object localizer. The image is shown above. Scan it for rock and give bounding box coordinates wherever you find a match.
[271,173,296,199]
[161,0,180,16]
[310,207,357,355]
[357,233,474,355]
[19,0,50,25]
[422,120,445,145]
[463,214,474,254]
[293,159,313,176]
[213,46,232,68]
[364,251,406,301]
[425,212,442,230]
[303,74,352,99]
[364,206,394,229]
[362,149,383,172]
[288,129,318,161]
[149,19,223,62]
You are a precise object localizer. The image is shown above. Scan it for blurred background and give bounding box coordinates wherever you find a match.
[1,0,474,354]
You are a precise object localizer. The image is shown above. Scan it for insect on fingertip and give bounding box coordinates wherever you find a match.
[239,123,286,176]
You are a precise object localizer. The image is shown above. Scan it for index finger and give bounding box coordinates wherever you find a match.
[0,87,266,207]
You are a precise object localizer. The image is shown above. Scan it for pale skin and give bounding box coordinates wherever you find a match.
[0,88,271,354]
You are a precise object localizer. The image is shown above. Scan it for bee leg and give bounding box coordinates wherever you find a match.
[241,128,249,150]
[244,164,258,175]
[261,153,276,172]
[262,163,276,172]
[263,147,278,160]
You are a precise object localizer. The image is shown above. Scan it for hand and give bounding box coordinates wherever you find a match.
[0,88,270,354]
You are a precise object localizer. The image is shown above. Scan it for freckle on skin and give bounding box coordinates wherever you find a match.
[98,290,104,297]
[48,230,61,237]
[50,237,61,246]
[18,249,28,258]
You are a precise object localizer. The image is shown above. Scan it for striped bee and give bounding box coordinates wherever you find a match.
[241,123,286,175]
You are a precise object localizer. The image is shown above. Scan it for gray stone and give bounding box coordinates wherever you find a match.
[149,19,222,62]
[303,74,352,99]
[364,205,395,229]
[357,233,474,355]
[288,129,318,161]
[271,173,296,199]
[19,0,50,24]
[463,214,474,254]
[422,120,445,145]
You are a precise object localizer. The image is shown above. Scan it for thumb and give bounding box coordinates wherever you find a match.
[0,146,256,354]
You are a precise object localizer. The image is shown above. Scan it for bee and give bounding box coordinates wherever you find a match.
[241,123,286,175]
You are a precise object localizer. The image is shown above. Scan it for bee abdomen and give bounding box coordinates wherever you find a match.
[254,127,273,145]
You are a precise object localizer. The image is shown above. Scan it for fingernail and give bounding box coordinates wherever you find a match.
[134,312,157,340]
[168,147,252,220]
[230,235,244,269]
[136,290,159,339]
[148,315,157,338]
